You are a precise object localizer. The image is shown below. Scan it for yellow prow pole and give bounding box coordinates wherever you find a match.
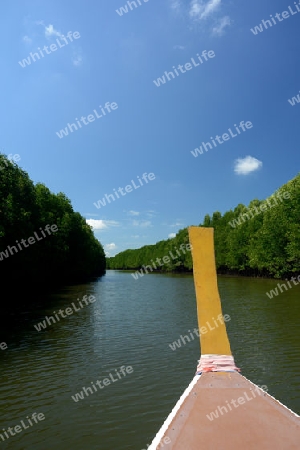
[188,226,232,356]
[148,226,299,450]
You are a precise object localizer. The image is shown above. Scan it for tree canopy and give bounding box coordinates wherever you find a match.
[107,173,300,279]
[0,154,105,299]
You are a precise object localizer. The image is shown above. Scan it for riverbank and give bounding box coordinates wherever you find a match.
[109,268,296,282]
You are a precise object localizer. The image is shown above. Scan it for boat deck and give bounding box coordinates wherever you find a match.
[150,371,300,449]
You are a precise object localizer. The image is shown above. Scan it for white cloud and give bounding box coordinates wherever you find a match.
[170,221,184,227]
[234,156,263,175]
[35,22,83,66]
[170,0,231,35]
[131,235,140,238]
[72,49,83,66]
[189,0,221,21]
[132,220,152,228]
[174,45,185,50]
[44,24,63,39]
[22,35,32,44]
[168,233,176,238]
[146,210,157,218]
[73,55,83,66]
[105,243,117,251]
[212,15,231,35]
[86,219,120,230]
[128,210,140,216]
[170,0,182,13]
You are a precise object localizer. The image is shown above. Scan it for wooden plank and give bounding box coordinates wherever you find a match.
[188,226,231,355]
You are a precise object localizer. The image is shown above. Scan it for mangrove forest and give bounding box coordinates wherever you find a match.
[107,172,300,279]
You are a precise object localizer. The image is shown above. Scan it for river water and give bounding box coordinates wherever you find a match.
[1,271,299,449]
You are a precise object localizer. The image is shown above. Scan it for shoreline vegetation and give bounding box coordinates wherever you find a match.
[0,154,106,307]
[107,173,300,280]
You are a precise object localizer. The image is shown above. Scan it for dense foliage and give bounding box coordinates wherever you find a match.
[0,154,106,295]
[107,173,300,279]
[107,228,193,272]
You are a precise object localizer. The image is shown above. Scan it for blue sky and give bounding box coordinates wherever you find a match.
[1,0,300,256]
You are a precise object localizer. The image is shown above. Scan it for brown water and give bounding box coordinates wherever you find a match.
[0,271,299,449]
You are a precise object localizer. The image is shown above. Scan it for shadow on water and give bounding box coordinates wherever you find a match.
[0,276,106,347]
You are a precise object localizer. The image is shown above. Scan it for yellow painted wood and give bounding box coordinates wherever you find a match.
[188,226,232,356]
